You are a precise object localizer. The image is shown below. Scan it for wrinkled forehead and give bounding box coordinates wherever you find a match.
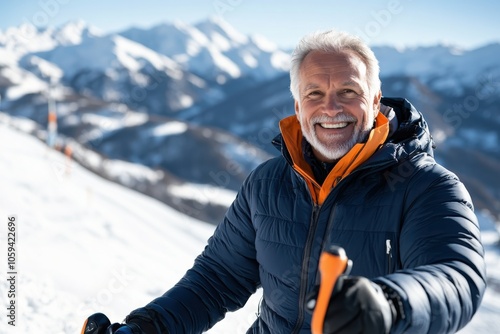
[298,51,368,88]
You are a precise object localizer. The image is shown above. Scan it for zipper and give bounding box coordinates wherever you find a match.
[283,142,399,332]
[386,239,393,274]
[291,203,321,334]
[319,204,338,263]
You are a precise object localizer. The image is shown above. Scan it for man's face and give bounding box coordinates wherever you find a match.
[295,51,381,162]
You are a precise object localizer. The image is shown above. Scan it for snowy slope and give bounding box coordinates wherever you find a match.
[458,210,500,333]
[0,124,498,333]
[0,123,260,333]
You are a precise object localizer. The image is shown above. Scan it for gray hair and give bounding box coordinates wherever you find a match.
[290,30,381,100]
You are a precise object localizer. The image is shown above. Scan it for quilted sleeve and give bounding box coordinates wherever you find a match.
[373,161,487,334]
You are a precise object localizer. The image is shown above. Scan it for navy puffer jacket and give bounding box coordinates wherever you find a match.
[130,98,486,333]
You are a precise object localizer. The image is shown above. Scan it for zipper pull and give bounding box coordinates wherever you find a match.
[386,239,392,255]
[386,239,393,274]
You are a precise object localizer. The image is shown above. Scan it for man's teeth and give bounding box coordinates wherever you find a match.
[320,122,349,129]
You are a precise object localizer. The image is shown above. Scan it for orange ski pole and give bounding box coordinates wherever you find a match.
[311,246,350,334]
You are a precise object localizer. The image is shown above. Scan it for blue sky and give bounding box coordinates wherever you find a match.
[1,0,499,49]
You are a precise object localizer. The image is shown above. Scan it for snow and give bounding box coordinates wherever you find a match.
[191,46,242,78]
[119,18,289,81]
[22,55,64,81]
[54,20,103,45]
[250,35,278,53]
[242,52,258,68]
[458,211,500,333]
[0,20,103,58]
[6,20,499,97]
[113,35,175,73]
[103,159,164,185]
[66,109,148,147]
[0,23,58,56]
[0,48,18,66]
[210,32,232,51]
[179,94,194,108]
[168,183,237,207]
[0,122,261,333]
[197,16,248,46]
[0,122,498,333]
[150,121,188,137]
[373,43,500,91]
[122,111,149,127]
[0,21,100,59]
[171,20,211,51]
[270,51,291,71]
[3,67,47,101]
[30,34,182,80]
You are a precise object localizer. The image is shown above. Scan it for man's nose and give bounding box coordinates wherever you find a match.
[325,93,343,114]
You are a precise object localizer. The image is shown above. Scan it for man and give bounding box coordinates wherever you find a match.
[86,30,486,333]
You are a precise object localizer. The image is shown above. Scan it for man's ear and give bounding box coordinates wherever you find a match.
[373,90,382,112]
[294,100,300,118]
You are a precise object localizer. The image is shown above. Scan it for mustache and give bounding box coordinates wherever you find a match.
[311,113,357,124]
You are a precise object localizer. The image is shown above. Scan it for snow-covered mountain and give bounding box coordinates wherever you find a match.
[0,20,102,58]
[24,33,210,113]
[2,18,290,118]
[374,44,500,95]
[120,16,290,83]
[0,122,497,333]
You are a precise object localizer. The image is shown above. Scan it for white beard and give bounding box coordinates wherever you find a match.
[298,110,376,161]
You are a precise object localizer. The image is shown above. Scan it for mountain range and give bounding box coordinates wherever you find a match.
[1,18,499,224]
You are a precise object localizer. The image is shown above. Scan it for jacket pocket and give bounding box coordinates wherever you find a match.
[327,230,398,278]
[385,233,397,274]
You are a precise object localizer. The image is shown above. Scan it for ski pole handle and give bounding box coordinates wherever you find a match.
[311,245,350,334]
[81,313,111,334]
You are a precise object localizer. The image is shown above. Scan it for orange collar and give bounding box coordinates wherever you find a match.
[279,113,389,205]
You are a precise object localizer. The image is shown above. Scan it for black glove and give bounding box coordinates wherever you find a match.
[109,323,148,334]
[309,276,400,334]
[103,321,155,334]
[82,313,158,334]
[107,323,134,334]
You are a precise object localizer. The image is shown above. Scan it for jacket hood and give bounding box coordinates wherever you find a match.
[380,97,435,158]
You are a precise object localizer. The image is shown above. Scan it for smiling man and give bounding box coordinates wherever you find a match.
[84,30,486,334]
[296,51,377,162]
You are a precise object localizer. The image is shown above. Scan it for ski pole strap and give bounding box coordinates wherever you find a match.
[311,246,350,334]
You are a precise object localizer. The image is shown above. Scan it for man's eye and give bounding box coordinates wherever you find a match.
[307,91,322,97]
[339,89,358,97]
